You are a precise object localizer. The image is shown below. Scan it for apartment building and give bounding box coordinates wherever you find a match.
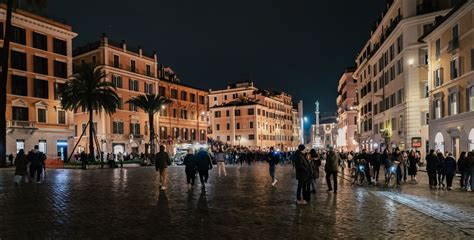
[354,0,456,156]
[208,82,300,150]
[336,68,359,152]
[2,4,77,160]
[422,0,474,157]
[73,36,208,155]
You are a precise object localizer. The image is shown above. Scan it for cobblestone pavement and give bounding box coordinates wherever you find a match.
[1,163,473,239]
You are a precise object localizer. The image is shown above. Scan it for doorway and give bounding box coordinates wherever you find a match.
[57,140,68,162]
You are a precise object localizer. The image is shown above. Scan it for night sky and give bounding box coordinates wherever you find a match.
[45,0,387,123]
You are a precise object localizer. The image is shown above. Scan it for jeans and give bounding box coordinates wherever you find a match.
[438,172,446,186]
[199,170,209,186]
[446,173,454,188]
[297,179,310,201]
[428,170,438,187]
[29,165,43,182]
[186,171,196,186]
[326,171,337,192]
[269,166,276,181]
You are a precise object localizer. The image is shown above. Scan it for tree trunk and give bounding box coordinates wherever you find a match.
[0,0,14,168]
[89,109,94,161]
[149,113,155,155]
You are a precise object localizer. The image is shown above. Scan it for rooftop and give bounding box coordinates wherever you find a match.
[0,3,71,31]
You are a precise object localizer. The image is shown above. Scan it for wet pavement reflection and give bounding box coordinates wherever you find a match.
[0,163,472,239]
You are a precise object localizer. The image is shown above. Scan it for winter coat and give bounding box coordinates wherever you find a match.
[293,151,311,180]
[425,154,439,172]
[443,156,457,175]
[267,151,279,167]
[372,152,382,166]
[183,154,197,173]
[14,153,28,176]
[196,150,213,172]
[155,151,170,170]
[28,150,45,167]
[325,151,340,173]
[408,155,418,175]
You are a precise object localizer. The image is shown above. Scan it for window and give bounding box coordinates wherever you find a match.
[471,49,474,70]
[0,22,3,39]
[112,75,123,88]
[130,123,140,135]
[431,69,442,90]
[449,93,458,115]
[159,86,166,96]
[53,38,67,55]
[181,91,187,101]
[92,55,97,65]
[424,112,430,125]
[389,44,395,61]
[199,96,205,104]
[450,58,461,80]
[113,55,120,68]
[469,86,474,112]
[33,56,48,75]
[396,58,403,75]
[397,35,403,54]
[54,82,65,100]
[54,60,67,78]
[113,121,124,134]
[58,110,66,124]
[235,110,241,116]
[38,140,47,154]
[453,24,459,41]
[236,123,240,129]
[435,39,441,60]
[434,99,442,119]
[181,109,187,119]
[214,111,221,118]
[248,108,254,115]
[249,134,255,140]
[12,107,28,121]
[34,79,49,99]
[117,98,123,110]
[146,65,151,76]
[171,89,178,99]
[11,75,27,96]
[37,108,46,123]
[227,136,231,141]
[130,60,136,72]
[250,122,254,129]
[144,83,154,94]
[12,26,26,45]
[32,32,47,50]
[226,123,230,130]
[423,82,429,98]
[190,93,196,103]
[129,102,138,112]
[173,108,177,118]
[11,51,27,70]
[216,124,220,131]
[128,79,139,91]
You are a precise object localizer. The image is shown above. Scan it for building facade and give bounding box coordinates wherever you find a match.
[336,68,359,152]
[73,36,208,156]
[2,5,77,160]
[208,82,301,150]
[354,0,456,156]
[422,0,474,157]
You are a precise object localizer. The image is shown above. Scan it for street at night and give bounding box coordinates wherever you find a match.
[1,164,473,239]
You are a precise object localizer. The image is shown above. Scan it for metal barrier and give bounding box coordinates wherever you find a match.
[45,157,64,169]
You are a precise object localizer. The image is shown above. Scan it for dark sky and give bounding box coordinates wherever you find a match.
[45,0,387,123]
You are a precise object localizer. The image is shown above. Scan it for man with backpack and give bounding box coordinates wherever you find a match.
[267,147,280,186]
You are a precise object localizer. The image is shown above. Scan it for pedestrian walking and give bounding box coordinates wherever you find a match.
[80,151,88,169]
[28,145,46,183]
[183,149,197,188]
[426,149,439,189]
[155,145,171,190]
[293,144,311,204]
[268,147,279,186]
[466,151,474,192]
[308,149,321,193]
[372,149,382,182]
[458,152,467,189]
[444,153,457,190]
[196,148,213,190]
[325,146,339,193]
[437,152,446,189]
[14,150,29,185]
[118,152,124,168]
[216,147,227,177]
[408,150,418,181]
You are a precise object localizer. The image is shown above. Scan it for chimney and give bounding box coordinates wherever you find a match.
[138,45,143,57]
[101,33,108,45]
[122,40,127,52]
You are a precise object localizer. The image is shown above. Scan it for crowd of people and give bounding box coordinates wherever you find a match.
[12,145,47,185]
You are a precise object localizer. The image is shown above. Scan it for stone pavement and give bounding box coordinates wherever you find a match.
[0,163,473,239]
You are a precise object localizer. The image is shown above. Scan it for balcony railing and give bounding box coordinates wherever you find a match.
[448,38,460,53]
[7,121,37,129]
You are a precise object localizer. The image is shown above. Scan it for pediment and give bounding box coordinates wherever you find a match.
[11,98,28,107]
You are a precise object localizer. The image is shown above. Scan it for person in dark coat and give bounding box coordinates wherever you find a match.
[293,144,311,204]
[14,150,29,184]
[426,149,439,189]
[437,152,446,189]
[183,149,197,188]
[80,151,88,169]
[408,150,418,181]
[196,148,213,189]
[444,153,457,190]
[267,147,279,187]
[28,145,45,183]
[467,151,474,192]
[155,145,171,190]
[372,149,382,182]
[325,146,340,193]
[457,152,467,189]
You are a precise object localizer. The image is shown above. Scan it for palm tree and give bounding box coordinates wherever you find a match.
[0,0,46,167]
[127,94,171,155]
[60,63,120,161]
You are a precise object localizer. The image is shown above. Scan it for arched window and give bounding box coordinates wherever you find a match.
[434,132,445,152]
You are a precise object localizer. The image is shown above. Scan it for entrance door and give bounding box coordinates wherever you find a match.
[452,137,460,159]
[57,140,68,161]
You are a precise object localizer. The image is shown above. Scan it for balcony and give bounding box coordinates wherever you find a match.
[7,120,37,129]
[448,38,460,53]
